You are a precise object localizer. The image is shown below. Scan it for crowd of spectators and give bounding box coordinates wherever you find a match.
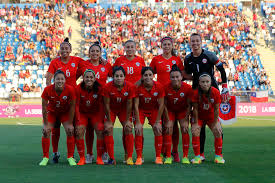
[75,2,273,94]
[262,3,274,38]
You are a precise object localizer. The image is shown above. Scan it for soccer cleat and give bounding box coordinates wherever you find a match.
[52,152,60,164]
[214,155,225,164]
[164,157,172,164]
[102,152,109,164]
[160,153,166,159]
[77,157,86,166]
[135,157,143,165]
[200,153,206,161]
[39,157,49,166]
[85,154,94,164]
[67,157,77,166]
[181,157,190,164]
[126,157,134,165]
[96,157,104,165]
[172,152,180,162]
[106,158,116,165]
[191,156,202,164]
[155,157,163,165]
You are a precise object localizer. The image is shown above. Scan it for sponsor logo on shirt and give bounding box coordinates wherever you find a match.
[58,67,62,70]
[180,92,184,97]
[124,92,128,96]
[63,96,67,100]
[81,95,85,98]
[121,63,125,65]
[153,92,158,96]
[139,94,144,96]
[136,62,140,67]
[202,59,207,64]
[110,92,115,95]
[71,63,75,67]
[51,96,55,98]
[158,61,163,64]
[168,93,173,96]
[101,67,105,72]
[172,60,176,64]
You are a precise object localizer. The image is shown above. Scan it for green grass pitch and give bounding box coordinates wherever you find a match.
[0,116,275,183]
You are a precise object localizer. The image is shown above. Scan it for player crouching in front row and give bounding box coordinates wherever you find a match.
[191,73,225,164]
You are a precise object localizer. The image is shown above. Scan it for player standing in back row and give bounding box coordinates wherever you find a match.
[183,33,229,162]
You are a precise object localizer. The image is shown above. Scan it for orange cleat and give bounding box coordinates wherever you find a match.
[155,157,163,165]
[77,158,86,166]
[96,157,105,165]
[135,157,143,165]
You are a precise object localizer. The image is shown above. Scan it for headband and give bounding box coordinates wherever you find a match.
[199,73,211,80]
[161,37,173,44]
[83,69,95,77]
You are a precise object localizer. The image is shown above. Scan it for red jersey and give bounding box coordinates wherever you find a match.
[191,87,221,121]
[150,55,184,85]
[165,82,192,113]
[78,60,112,86]
[102,81,135,112]
[41,84,76,113]
[75,83,103,113]
[47,56,85,87]
[136,81,164,111]
[114,56,146,84]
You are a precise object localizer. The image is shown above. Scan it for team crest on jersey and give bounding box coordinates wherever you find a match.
[220,103,231,114]
[63,96,67,100]
[202,59,207,64]
[210,99,214,103]
[124,92,128,96]
[93,94,98,98]
[136,62,140,67]
[101,67,105,72]
[180,92,184,97]
[71,63,75,67]
[172,60,176,64]
[153,92,158,96]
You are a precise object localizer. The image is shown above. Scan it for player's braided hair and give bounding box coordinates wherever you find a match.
[198,72,212,103]
[60,37,72,50]
[170,64,182,74]
[81,69,100,93]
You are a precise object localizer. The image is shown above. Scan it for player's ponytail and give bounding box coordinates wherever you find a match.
[170,64,181,74]
[61,37,72,50]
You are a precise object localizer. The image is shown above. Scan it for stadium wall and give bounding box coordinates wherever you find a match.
[0,103,274,118]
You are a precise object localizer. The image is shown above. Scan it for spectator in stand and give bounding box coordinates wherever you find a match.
[30,83,36,92]
[19,70,25,79]
[23,84,30,92]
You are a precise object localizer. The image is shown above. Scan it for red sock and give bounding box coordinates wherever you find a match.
[85,127,94,155]
[215,137,223,156]
[97,139,104,158]
[182,133,190,158]
[125,134,134,158]
[192,136,200,156]
[172,125,179,153]
[154,135,163,157]
[42,137,50,158]
[76,139,85,159]
[164,135,172,157]
[67,136,75,158]
[104,135,114,159]
[135,135,143,158]
[51,128,60,153]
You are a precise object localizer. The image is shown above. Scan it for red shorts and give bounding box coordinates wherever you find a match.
[167,110,187,121]
[47,111,70,124]
[135,110,161,126]
[76,112,104,131]
[106,109,132,124]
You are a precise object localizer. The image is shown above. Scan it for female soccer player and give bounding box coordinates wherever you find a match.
[78,42,112,164]
[75,69,105,165]
[113,40,146,162]
[191,73,225,164]
[103,66,135,165]
[163,65,193,164]
[134,67,164,165]
[39,70,76,166]
[45,38,85,163]
[183,33,229,162]
[149,36,184,162]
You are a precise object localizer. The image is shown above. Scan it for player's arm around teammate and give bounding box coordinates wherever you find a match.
[39,70,76,166]
[74,70,105,165]
[162,65,192,164]
[134,67,164,165]
[191,73,225,164]
[103,66,135,165]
